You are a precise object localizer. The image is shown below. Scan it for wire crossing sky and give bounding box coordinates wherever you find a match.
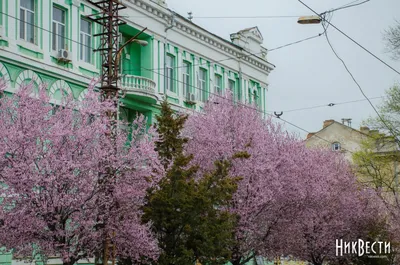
[165,0,400,137]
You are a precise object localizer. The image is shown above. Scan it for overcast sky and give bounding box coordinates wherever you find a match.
[165,0,400,138]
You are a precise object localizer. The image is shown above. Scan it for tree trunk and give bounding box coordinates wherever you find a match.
[231,259,242,265]
[63,260,77,265]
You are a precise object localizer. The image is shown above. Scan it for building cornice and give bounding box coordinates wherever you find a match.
[124,0,275,73]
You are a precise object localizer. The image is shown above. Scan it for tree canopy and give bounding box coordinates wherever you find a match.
[184,91,378,265]
[0,80,162,265]
[143,99,241,265]
[384,20,400,60]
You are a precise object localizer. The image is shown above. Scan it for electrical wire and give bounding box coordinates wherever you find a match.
[297,1,399,143]
[191,15,301,19]
[0,11,95,51]
[122,33,323,73]
[138,64,356,153]
[298,0,400,76]
[268,34,323,52]
[0,8,365,151]
[124,0,301,20]
[337,0,364,8]
[268,96,383,113]
[1,11,322,74]
[122,15,303,19]
[328,0,370,13]
[322,24,399,143]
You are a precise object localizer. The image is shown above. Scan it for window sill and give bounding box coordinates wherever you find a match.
[78,61,99,73]
[166,90,178,98]
[166,90,180,104]
[16,40,43,55]
[183,99,196,106]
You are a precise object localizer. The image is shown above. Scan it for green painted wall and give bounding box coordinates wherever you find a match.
[141,37,153,79]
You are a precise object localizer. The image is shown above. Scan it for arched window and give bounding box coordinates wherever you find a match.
[332,142,341,151]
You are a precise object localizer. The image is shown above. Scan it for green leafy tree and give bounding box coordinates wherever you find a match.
[142,99,241,265]
[353,85,400,207]
[383,20,400,60]
[154,99,188,170]
[353,85,400,263]
[364,84,400,137]
[353,133,399,190]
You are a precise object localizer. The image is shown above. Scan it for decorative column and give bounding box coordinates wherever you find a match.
[209,63,215,95]
[70,0,80,72]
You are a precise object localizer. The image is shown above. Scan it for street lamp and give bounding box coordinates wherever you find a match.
[132,39,149,47]
[297,15,321,24]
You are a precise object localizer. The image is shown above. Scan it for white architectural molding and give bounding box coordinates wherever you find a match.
[0,49,95,88]
[78,89,89,101]
[49,79,73,98]
[0,62,11,85]
[120,0,274,73]
[15,69,42,90]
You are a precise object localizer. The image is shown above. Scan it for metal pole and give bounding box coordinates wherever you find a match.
[86,1,127,264]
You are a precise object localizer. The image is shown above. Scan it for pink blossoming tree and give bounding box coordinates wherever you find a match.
[0,80,162,265]
[275,149,382,265]
[183,91,379,265]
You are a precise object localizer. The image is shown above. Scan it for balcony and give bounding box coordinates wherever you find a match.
[119,74,158,104]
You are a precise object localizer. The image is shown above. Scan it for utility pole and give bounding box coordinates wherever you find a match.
[88,0,126,137]
[86,1,127,265]
[86,2,148,265]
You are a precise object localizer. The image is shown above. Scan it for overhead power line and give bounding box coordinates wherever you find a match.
[268,96,383,113]
[0,11,95,51]
[1,11,322,74]
[297,0,399,144]
[123,15,303,19]
[185,15,301,19]
[137,64,357,153]
[268,33,323,52]
[327,0,371,13]
[0,7,362,152]
[122,33,323,73]
[298,0,400,76]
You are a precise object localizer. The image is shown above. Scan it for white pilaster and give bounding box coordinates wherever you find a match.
[176,48,182,97]
[7,0,17,52]
[42,0,51,62]
[209,63,215,95]
[158,39,165,95]
[71,0,80,72]
[152,37,159,91]
[193,56,200,99]
[223,70,228,92]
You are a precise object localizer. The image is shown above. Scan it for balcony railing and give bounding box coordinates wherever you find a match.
[119,75,156,93]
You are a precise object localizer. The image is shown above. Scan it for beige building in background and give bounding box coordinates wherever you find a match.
[305,119,372,162]
[305,119,398,161]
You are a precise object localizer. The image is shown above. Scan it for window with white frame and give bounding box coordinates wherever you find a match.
[52,6,66,51]
[332,142,341,151]
[20,0,35,44]
[199,68,207,102]
[253,89,259,106]
[228,79,235,95]
[249,82,258,105]
[214,74,222,95]
[183,61,191,97]
[80,18,92,63]
[165,54,175,92]
[237,79,242,102]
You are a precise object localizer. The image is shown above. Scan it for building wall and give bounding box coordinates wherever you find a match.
[305,122,367,162]
[0,0,273,119]
[0,0,274,263]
